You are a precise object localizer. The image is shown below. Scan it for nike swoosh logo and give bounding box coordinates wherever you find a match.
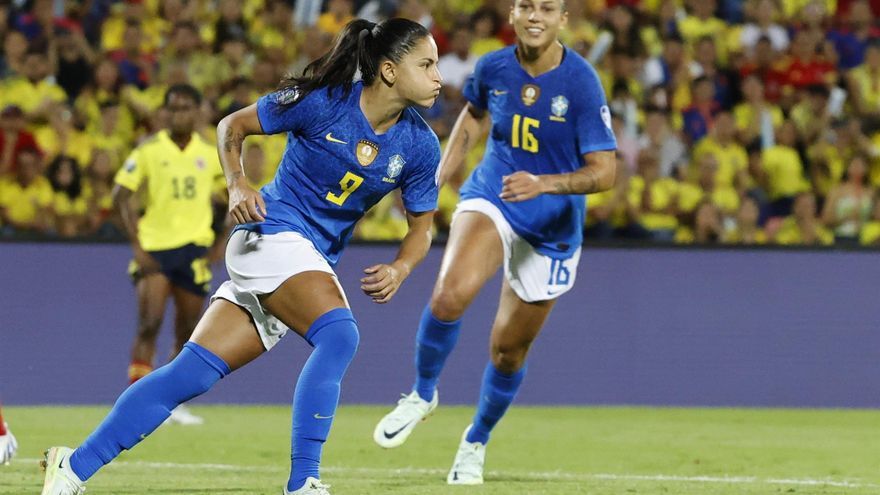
[453,471,459,481]
[492,89,508,95]
[546,288,566,296]
[325,132,347,144]
[58,456,65,470]
[313,413,334,419]
[383,420,414,439]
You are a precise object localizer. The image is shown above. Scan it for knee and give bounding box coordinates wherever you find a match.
[333,322,360,362]
[137,318,163,340]
[311,313,360,364]
[430,285,471,321]
[490,341,530,374]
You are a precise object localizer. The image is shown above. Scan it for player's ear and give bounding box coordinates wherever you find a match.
[379,60,397,86]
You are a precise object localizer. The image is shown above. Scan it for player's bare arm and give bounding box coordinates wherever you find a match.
[361,209,435,304]
[436,103,489,187]
[500,150,616,202]
[216,104,267,224]
[112,184,160,274]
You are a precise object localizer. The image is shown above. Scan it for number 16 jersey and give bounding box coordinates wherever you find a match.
[459,46,617,259]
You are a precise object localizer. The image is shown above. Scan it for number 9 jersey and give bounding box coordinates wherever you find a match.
[459,46,617,259]
[246,82,441,266]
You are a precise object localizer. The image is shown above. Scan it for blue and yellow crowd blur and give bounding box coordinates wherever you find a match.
[2,0,880,247]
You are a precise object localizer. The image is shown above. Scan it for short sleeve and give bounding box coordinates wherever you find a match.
[114,147,145,191]
[400,133,441,213]
[461,57,489,111]
[256,87,323,135]
[574,64,618,155]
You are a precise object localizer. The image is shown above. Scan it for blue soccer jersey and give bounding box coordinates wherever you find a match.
[460,46,617,258]
[246,82,441,266]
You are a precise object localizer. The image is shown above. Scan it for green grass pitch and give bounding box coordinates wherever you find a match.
[2,405,878,494]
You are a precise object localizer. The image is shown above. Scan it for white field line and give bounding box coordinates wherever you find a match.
[17,458,876,489]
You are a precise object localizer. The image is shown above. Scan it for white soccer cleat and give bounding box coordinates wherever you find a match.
[0,423,17,465]
[165,405,204,425]
[284,476,331,494]
[373,390,438,448]
[40,446,86,495]
[447,425,485,485]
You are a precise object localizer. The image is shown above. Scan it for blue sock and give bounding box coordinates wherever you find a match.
[413,306,461,402]
[69,342,229,481]
[288,308,359,492]
[466,362,527,445]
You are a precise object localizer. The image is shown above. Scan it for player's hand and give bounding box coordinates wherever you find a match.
[228,181,266,224]
[361,263,405,304]
[500,171,546,202]
[133,246,161,275]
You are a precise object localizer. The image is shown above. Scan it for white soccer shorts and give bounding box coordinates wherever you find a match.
[211,229,345,350]
[452,198,581,303]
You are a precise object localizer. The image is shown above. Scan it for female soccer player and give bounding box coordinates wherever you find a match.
[373,0,617,485]
[41,18,442,495]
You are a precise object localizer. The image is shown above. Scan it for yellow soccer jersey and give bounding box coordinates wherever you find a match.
[114,130,224,251]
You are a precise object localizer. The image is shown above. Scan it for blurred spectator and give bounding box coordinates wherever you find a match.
[723,196,767,244]
[638,106,687,178]
[740,0,789,55]
[828,0,879,70]
[2,29,29,78]
[0,104,39,176]
[52,25,97,99]
[784,29,836,91]
[211,0,249,52]
[438,22,477,93]
[821,155,874,244]
[733,73,783,146]
[681,75,721,144]
[288,26,333,78]
[469,7,504,57]
[158,21,217,94]
[108,20,156,89]
[846,39,880,119]
[759,121,810,217]
[317,0,355,36]
[773,192,833,245]
[34,103,92,168]
[1,47,67,122]
[692,112,749,191]
[628,149,679,241]
[739,35,788,103]
[0,146,53,234]
[678,0,728,57]
[641,34,687,90]
[46,154,86,238]
[100,0,163,54]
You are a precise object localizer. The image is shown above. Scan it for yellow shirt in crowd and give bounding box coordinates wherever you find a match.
[0,176,54,225]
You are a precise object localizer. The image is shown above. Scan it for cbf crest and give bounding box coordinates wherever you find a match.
[521,84,540,106]
[357,139,379,166]
[550,95,569,122]
[383,154,405,183]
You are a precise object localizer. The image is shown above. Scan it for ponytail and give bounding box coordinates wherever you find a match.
[277,18,430,105]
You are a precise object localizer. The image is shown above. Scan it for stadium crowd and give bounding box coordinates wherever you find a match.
[1,0,880,246]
